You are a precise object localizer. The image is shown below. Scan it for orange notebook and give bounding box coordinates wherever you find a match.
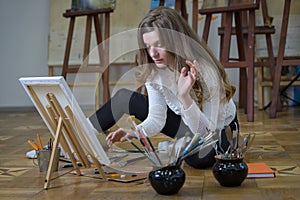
[246,162,276,178]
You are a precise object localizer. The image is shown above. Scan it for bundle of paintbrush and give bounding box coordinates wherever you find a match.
[127,115,220,168]
[127,116,163,167]
[170,130,218,166]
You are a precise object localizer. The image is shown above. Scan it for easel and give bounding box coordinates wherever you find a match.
[197,0,276,122]
[269,0,300,118]
[43,93,107,189]
[61,8,114,108]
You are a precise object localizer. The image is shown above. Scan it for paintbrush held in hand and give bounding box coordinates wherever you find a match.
[127,116,162,167]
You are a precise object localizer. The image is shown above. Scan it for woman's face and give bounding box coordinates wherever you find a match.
[142,31,174,69]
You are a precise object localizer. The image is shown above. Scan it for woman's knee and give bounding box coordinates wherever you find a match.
[110,88,134,108]
[113,88,133,99]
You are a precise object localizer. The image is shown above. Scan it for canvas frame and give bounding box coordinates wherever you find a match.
[19,76,110,165]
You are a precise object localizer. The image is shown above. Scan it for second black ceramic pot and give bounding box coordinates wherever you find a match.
[212,155,248,187]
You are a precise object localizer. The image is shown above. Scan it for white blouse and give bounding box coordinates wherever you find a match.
[137,67,236,138]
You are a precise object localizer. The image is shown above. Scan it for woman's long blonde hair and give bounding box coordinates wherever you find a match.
[135,7,235,106]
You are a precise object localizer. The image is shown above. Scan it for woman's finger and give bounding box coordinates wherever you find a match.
[188,71,196,81]
[185,60,194,67]
[106,132,113,141]
[181,66,187,75]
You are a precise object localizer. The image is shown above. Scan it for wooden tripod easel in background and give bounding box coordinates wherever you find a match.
[43,93,107,189]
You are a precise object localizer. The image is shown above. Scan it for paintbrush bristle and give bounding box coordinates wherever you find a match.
[127,115,135,122]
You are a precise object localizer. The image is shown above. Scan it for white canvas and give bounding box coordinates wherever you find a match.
[19,76,110,165]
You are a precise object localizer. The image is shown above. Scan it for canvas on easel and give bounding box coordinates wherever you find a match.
[19,76,111,188]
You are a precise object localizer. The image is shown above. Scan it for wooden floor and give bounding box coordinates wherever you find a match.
[0,106,300,200]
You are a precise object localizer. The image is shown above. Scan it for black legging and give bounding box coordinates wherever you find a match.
[89,88,239,169]
[89,88,189,138]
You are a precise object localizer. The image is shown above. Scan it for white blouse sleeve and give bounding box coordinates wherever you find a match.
[137,83,168,137]
[181,66,227,135]
[180,100,209,134]
[181,89,234,136]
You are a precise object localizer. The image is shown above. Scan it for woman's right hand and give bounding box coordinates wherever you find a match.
[178,60,198,109]
[106,127,134,147]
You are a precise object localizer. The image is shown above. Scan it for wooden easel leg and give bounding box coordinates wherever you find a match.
[62,17,75,78]
[93,14,104,109]
[44,117,63,189]
[90,155,107,181]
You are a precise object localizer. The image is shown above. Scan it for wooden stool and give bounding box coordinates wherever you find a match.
[217,0,276,111]
[257,56,300,110]
[197,0,276,122]
[269,0,300,118]
[62,8,113,106]
[198,0,260,122]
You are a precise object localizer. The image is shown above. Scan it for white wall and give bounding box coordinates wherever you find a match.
[0,0,49,108]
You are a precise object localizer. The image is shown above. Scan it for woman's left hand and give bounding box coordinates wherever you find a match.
[106,128,134,147]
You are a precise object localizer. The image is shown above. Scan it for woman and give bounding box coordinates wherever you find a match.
[89,7,238,168]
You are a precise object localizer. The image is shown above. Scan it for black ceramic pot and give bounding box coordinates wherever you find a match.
[148,165,185,195]
[212,155,248,187]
